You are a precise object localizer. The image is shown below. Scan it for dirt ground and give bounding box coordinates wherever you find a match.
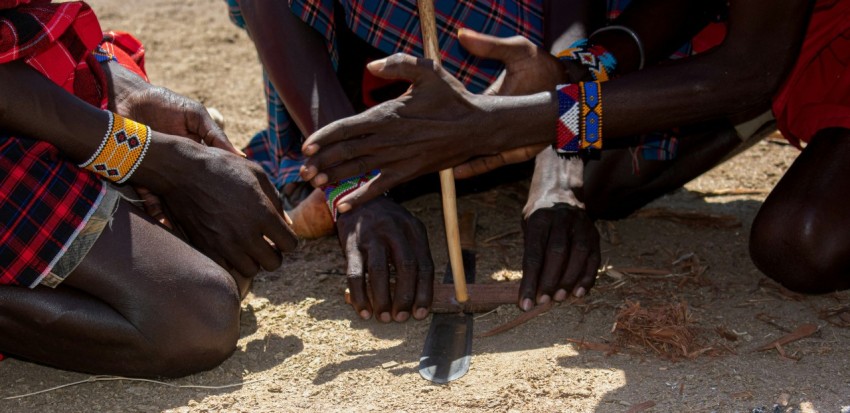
[3,1,850,412]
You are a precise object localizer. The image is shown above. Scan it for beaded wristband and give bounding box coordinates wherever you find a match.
[556,39,618,82]
[554,81,603,157]
[322,169,381,221]
[79,112,152,183]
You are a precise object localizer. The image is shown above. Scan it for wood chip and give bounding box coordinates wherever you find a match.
[567,338,618,354]
[631,207,741,228]
[625,400,656,413]
[756,323,818,352]
[715,325,738,341]
[478,300,555,338]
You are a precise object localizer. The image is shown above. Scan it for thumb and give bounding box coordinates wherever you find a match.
[366,53,439,84]
[457,28,534,65]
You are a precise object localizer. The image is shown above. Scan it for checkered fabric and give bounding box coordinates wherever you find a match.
[0,1,143,287]
[226,0,543,187]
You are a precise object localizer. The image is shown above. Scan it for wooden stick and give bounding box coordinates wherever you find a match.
[431,284,519,313]
[417,0,468,303]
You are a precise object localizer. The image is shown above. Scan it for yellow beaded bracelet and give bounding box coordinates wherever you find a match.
[79,112,151,183]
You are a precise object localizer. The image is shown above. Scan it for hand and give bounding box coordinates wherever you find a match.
[518,150,599,310]
[520,203,600,310]
[135,134,298,278]
[452,29,580,179]
[301,53,556,212]
[337,197,434,322]
[107,62,240,155]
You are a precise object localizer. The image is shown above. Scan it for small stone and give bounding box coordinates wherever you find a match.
[268,387,282,393]
[381,361,399,369]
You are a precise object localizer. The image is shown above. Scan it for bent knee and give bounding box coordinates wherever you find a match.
[750,205,850,294]
[140,266,242,377]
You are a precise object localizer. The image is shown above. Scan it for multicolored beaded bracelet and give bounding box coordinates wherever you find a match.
[556,39,618,82]
[79,112,152,183]
[322,169,381,221]
[554,81,603,157]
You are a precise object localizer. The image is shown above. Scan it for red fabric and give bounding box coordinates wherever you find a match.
[0,2,147,288]
[772,0,850,147]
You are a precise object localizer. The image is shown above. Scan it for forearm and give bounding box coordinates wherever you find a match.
[238,0,354,134]
[0,61,109,162]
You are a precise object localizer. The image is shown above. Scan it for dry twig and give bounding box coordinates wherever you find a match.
[4,376,267,400]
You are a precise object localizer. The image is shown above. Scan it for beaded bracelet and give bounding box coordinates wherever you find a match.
[556,38,618,82]
[322,169,381,221]
[79,112,152,183]
[554,81,603,157]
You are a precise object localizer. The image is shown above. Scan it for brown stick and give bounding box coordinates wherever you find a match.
[755,323,818,352]
[430,283,519,313]
[417,0,468,303]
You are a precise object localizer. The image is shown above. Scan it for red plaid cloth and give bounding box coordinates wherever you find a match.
[290,0,544,93]
[0,1,144,287]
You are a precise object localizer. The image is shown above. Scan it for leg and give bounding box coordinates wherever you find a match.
[583,120,746,219]
[750,128,850,293]
[0,200,241,377]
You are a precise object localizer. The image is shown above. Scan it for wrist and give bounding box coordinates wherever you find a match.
[484,91,560,153]
[128,132,198,193]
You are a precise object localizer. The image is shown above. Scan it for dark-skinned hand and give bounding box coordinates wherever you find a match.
[133,131,298,279]
[520,202,600,310]
[337,196,434,322]
[453,30,581,179]
[299,29,559,214]
[105,62,243,226]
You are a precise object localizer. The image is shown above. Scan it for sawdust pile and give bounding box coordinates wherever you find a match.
[613,301,713,360]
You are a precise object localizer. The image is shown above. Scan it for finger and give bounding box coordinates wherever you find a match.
[345,243,372,320]
[573,250,601,299]
[302,113,383,157]
[457,29,535,65]
[251,236,283,272]
[302,139,375,186]
[264,211,299,252]
[366,244,392,323]
[199,110,239,155]
[229,252,260,279]
[536,223,568,304]
[387,235,417,322]
[335,173,394,215]
[366,53,440,84]
[408,220,434,320]
[557,239,590,302]
[519,212,550,311]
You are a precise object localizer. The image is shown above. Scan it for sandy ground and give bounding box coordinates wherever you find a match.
[3,1,850,412]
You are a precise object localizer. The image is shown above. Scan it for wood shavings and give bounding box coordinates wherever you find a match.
[613,301,713,360]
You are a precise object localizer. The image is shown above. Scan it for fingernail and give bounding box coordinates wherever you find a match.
[314,173,328,186]
[380,312,392,323]
[573,287,586,298]
[554,289,568,302]
[538,295,551,304]
[521,298,534,311]
[282,211,293,226]
[303,144,318,156]
[366,59,385,72]
[338,203,352,213]
[414,308,429,320]
[395,311,410,322]
[457,27,466,37]
[237,148,247,157]
[300,165,315,179]
[359,310,371,320]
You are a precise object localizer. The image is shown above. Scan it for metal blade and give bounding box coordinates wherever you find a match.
[419,250,475,383]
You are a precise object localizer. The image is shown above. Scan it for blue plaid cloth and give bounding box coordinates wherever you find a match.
[226,0,543,188]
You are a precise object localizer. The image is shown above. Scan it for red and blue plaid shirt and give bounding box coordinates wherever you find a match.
[0,0,110,287]
[227,0,544,188]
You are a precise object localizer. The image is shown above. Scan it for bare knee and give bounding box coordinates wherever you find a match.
[750,203,850,294]
[137,265,242,377]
